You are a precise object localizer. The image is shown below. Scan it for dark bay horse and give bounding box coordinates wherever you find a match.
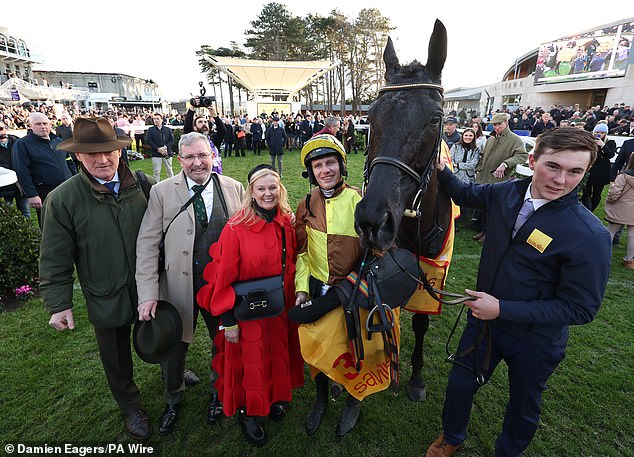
[354,19,453,401]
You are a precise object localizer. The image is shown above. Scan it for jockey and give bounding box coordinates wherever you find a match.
[293,134,364,437]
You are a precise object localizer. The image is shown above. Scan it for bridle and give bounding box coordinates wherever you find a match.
[351,77,492,386]
[362,81,473,307]
[364,83,444,219]
[360,81,486,384]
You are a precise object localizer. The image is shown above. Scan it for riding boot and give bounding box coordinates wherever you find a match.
[335,395,361,437]
[305,372,329,435]
[331,382,344,400]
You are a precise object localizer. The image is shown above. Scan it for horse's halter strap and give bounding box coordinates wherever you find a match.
[366,82,445,218]
[378,83,444,94]
[369,156,422,187]
[366,122,443,219]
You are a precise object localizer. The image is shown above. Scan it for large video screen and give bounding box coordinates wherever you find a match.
[534,20,633,85]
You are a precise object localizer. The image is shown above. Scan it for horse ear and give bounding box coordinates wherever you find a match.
[383,37,400,80]
[426,19,447,76]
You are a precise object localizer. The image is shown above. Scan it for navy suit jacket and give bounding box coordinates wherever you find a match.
[438,168,611,346]
[145,125,174,157]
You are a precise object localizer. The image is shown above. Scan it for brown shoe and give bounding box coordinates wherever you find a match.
[123,408,152,441]
[425,433,460,457]
[624,259,634,269]
[472,231,485,241]
[477,234,486,244]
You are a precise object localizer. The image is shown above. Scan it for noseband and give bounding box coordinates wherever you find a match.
[362,81,476,306]
[364,82,444,218]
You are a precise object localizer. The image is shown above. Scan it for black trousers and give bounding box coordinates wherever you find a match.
[160,301,221,404]
[252,139,262,155]
[581,182,605,211]
[35,185,57,227]
[94,324,141,413]
[160,342,188,406]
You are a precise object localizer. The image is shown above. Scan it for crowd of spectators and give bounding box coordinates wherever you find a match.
[217,110,362,156]
[458,102,634,137]
[446,102,634,244]
[1,102,365,151]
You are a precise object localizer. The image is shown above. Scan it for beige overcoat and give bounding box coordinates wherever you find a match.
[136,171,245,343]
[605,171,634,226]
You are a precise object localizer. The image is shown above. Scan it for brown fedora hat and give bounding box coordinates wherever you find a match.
[58,116,131,153]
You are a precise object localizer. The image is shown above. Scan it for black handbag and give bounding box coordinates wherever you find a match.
[232,228,286,321]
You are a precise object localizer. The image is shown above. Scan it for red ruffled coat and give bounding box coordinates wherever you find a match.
[197,209,304,417]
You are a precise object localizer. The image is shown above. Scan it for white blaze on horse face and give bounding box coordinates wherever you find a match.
[311,155,341,190]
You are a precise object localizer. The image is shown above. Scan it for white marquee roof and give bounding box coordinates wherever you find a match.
[203,55,337,99]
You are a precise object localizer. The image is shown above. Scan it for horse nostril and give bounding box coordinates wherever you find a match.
[355,203,398,250]
[377,211,395,241]
[374,211,388,227]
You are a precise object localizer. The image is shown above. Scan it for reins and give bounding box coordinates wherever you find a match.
[386,250,474,306]
[357,80,488,384]
[365,81,472,306]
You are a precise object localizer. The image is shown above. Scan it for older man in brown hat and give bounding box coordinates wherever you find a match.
[471,113,527,242]
[39,117,154,441]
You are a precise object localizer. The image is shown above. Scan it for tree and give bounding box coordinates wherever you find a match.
[350,9,393,112]
[319,10,354,116]
[244,2,307,60]
[196,44,246,116]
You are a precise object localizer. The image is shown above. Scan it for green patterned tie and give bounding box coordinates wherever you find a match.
[192,185,208,228]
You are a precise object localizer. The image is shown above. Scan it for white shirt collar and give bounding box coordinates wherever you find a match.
[184,174,212,192]
[94,171,120,185]
[525,183,549,211]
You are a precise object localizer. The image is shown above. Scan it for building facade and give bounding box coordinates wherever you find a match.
[32,70,163,112]
[0,26,39,84]
[445,18,634,116]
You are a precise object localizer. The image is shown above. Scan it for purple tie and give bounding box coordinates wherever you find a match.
[513,199,534,237]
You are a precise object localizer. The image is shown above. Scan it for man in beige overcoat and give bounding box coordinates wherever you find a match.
[135,132,245,435]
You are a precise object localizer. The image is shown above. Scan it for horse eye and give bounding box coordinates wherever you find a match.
[430,115,442,125]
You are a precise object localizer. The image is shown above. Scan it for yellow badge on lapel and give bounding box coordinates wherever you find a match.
[526,228,552,253]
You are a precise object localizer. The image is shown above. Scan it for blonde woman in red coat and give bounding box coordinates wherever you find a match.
[197,164,304,447]
[605,153,634,268]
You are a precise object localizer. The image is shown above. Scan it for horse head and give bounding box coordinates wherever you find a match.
[355,19,447,253]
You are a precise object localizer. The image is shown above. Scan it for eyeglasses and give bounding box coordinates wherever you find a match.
[179,153,212,162]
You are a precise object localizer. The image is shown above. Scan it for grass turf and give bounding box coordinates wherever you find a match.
[1,146,632,456]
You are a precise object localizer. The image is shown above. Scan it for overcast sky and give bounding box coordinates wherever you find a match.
[8,1,630,100]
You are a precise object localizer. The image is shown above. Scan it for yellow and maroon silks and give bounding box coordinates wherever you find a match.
[405,141,459,315]
[298,307,401,401]
[298,142,458,400]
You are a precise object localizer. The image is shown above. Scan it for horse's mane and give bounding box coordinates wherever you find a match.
[388,60,441,85]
